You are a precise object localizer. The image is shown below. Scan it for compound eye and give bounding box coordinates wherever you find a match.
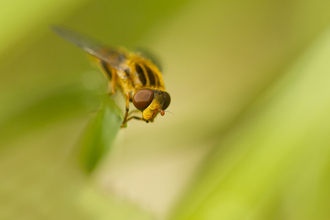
[162,92,171,110]
[133,89,154,111]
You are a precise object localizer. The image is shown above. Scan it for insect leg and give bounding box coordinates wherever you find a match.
[110,70,117,95]
[127,109,140,116]
[121,92,131,127]
[126,116,146,122]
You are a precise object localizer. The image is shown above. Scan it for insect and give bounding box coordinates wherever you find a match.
[51,26,171,128]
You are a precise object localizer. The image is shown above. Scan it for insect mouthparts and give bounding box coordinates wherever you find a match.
[51,25,170,128]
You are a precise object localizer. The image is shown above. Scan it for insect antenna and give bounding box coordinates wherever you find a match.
[164,110,174,115]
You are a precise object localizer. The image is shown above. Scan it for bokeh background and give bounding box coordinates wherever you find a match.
[2,0,330,219]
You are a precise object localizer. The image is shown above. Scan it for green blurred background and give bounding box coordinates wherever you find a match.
[2,0,330,219]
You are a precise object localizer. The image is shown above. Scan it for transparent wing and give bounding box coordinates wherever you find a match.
[51,25,126,71]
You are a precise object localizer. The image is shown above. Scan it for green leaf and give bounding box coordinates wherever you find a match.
[0,83,99,147]
[169,26,330,220]
[79,95,122,173]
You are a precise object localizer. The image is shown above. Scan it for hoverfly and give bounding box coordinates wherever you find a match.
[51,26,171,128]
